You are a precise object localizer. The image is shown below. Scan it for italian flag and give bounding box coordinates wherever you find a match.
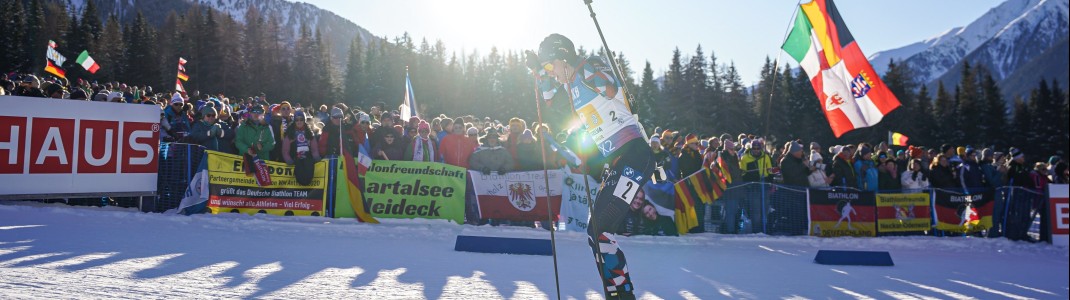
[76,50,100,74]
[781,0,900,137]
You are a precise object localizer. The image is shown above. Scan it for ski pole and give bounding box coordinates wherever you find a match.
[530,73,563,300]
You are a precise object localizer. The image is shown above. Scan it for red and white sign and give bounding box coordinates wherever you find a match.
[1050,184,1069,248]
[0,96,159,198]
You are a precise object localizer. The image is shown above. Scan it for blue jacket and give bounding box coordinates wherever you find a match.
[854,160,878,191]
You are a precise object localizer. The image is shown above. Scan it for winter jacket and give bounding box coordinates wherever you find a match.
[440,134,478,168]
[929,165,957,189]
[318,121,356,157]
[372,140,405,161]
[901,170,930,192]
[958,160,985,192]
[980,162,1005,187]
[188,120,234,153]
[718,150,742,184]
[678,148,704,180]
[517,142,544,171]
[829,154,857,188]
[854,160,879,191]
[1006,161,1031,187]
[234,120,276,161]
[282,126,321,164]
[739,152,773,182]
[403,136,440,162]
[878,169,902,191]
[470,145,514,175]
[779,154,810,187]
[809,168,830,188]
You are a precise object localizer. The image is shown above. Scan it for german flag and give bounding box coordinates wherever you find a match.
[177,71,189,82]
[933,189,993,233]
[337,149,379,223]
[673,180,699,234]
[716,155,733,184]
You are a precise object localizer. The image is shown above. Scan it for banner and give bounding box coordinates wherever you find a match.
[933,189,994,233]
[470,169,564,222]
[560,172,596,232]
[808,189,876,237]
[364,161,466,223]
[875,193,931,233]
[619,180,677,236]
[1050,184,1069,247]
[205,151,328,216]
[0,96,159,199]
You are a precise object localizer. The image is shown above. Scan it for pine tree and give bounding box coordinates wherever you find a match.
[638,61,659,129]
[1010,96,1032,148]
[343,35,365,105]
[1028,79,1059,155]
[682,45,710,133]
[662,48,685,129]
[956,62,982,145]
[913,84,936,146]
[1,0,28,72]
[94,15,124,81]
[123,12,160,89]
[24,0,46,73]
[979,71,1006,147]
[932,81,954,142]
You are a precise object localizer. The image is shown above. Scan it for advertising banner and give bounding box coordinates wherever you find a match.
[808,189,877,237]
[205,151,328,216]
[0,96,159,198]
[1048,184,1068,247]
[560,172,596,232]
[933,189,994,233]
[875,193,932,233]
[363,161,467,223]
[469,169,564,222]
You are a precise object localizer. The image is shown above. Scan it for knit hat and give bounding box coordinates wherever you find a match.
[200,105,217,116]
[788,141,803,153]
[1009,147,1023,160]
[171,92,183,105]
[108,91,123,101]
[908,146,924,159]
[330,107,344,118]
[649,135,661,144]
[685,133,699,145]
[722,139,735,151]
[417,120,431,131]
[250,105,265,114]
[956,146,966,157]
[965,147,976,157]
[810,150,823,165]
[356,112,371,124]
[747,139,763,150]
[294,110,307,120]
[467,127,479,136]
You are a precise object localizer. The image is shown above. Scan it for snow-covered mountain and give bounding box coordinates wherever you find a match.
[62,0,378,64]
[869,0,1067,87]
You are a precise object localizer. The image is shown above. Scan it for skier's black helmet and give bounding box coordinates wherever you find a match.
[538,33,578,66]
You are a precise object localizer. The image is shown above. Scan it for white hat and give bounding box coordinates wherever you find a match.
[171,92,184,105]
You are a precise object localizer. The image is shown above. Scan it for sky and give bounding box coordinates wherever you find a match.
[297,0,1004,84]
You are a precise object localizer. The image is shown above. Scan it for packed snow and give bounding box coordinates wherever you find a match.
[1,202,1067,299]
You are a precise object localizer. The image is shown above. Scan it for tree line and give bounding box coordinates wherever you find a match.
[1,0,1066,156]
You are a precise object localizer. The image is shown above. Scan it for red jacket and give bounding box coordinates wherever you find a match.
[440,134,479,168]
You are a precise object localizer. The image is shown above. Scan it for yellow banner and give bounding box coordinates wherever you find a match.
[876,193,932,233]
[204,151,329,216]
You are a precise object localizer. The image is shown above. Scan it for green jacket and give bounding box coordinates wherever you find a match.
[235,120,277,161]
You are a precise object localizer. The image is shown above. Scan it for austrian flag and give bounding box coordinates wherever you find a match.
[781,0,900,137]
[76,50,100,74]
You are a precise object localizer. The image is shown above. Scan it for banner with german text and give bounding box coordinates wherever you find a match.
[808,189,876,237]
[205,151,328,216]
[933,189,994,233]
[876,193,931,233]
[470,169,564,222]
[363,161,466,224]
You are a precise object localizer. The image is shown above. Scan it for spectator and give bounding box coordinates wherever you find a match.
[404,120,439,162]
[854,146,878,191]
[678,134,703,179]
[505,117,526,168]
[739,139,772,182]
[438,117,454,144]
[14,75,45,97]
[1052,161,1069,184]
[516,130,543,171]
[470,128,513,175]
[718,140,742,183]
[372,130,405,160]
[316,105,330,125]
[878,159,901,191]
[779,141,809,187]
[319,107,355,157]
[440,119,478,168]
[808,151,832,188]
[928,154,957,189]
[901,158,930,192]
[188,105,233,152]
[282,110,321,163]
[958,148,985,193]
[980,148,1007,188]
[829,145,857,188]
[235,105,276,161]
[164,93,192,141]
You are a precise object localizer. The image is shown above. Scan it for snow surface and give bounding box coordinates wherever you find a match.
[1,202,1067,299]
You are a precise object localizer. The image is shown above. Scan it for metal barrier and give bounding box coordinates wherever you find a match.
[152,143,207,213]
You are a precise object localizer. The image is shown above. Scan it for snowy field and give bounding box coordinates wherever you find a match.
[1,202,1067,299]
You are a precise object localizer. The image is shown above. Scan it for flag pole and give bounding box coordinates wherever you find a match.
[763,1,804,138]
[581,0,636,113]
[530,73,563,300]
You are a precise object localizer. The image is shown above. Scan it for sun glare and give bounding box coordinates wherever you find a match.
[424,0,543,52]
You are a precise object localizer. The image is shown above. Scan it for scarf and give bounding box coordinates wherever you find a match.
[411,136,434,162]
